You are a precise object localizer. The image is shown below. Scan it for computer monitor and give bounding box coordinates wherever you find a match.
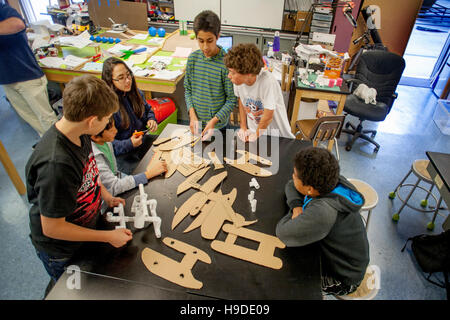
[217,36,233,52]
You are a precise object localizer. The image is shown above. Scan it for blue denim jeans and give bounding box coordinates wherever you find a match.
[35,250,71,282]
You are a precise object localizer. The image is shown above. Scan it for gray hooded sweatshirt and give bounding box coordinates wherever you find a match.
[276,176,369,286]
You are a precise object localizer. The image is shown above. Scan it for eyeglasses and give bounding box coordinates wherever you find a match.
[112,71,133,82]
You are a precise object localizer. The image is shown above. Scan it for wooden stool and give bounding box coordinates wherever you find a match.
[335,265,380,300]
[348,178,378,231]
[390,160,445,230]
[0,140,26,195]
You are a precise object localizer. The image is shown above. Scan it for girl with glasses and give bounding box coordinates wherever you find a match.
[102,57,159,174]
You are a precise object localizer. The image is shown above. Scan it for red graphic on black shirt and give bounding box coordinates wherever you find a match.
[68,153,102,226]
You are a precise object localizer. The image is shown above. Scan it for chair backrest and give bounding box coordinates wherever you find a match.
[309,115,346,143]
[355,50,405,108]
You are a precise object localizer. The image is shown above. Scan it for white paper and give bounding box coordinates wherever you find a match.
[172,47,192,58]
[147,37,165,46]
[64,55,88,69]
[148,55,173,65]
[132,33,149,40]
[81,62,104,72]
[58,35,92,49]
[39,57,65,68]
[149,70,182,80]
[108,43,133,55]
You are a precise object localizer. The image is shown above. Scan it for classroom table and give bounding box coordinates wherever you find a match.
[40,30,190,99]
[290,74,350,150]
[426,151,450,231]
[47,124,321,300]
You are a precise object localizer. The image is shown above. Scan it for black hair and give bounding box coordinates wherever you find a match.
[294,147,340,195]
[193,10,221,37]
[95,117,115,138]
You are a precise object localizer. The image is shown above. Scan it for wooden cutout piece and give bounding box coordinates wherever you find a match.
[208,151,224,170]
[199,171,227,194]
[152,136,172,146]
[172,191,208,229]
[236,150,272,166]
[200,190,257,240]
[224,150,272,177]
[177,166,210,195]
[211,224,286,270]
[141,237,211,289]
[223,158,272,177]
[183,200,216,233]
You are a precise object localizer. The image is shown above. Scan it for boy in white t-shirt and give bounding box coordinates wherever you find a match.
[224,43,295,141]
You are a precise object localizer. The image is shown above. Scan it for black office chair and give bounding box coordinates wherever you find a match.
[342,50,405,153]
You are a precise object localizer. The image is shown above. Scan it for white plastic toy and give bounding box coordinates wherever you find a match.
[248,190,255,201]
[106,184,162,238]
[249,178,260,190]
[250,199,257,213]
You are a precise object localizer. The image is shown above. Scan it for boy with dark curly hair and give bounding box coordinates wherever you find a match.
[276,147,369,296]
[224,43,294,141]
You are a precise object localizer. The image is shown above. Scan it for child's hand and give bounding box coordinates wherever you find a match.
[291,207,303,219]
[146,159,167,179]
[237,128,249,142]
[105,196,125,208]
[131,134,143,148]
[108,228,132,248]
[247,132,259,142]
[147,120,158,132]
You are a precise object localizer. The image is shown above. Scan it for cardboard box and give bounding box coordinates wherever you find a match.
[282,13,296,31]
[294,11,312,33]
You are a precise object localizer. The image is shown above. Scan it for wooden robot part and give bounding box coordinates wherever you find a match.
[224,150,272,177]
[141,237,211,289]
[211,224,286,270]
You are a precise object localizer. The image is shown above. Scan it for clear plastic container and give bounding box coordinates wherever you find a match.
[433,99,450,135]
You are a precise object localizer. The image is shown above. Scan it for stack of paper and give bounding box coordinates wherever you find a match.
[63,55,88,69]
[172,47,192,58]
[147,38,165,46]
[81,62,104,72]
[39,57,65,68]
[149,70,183,80]
[132,33,149,40]
[128,54,149,66]
[108,43,133,55]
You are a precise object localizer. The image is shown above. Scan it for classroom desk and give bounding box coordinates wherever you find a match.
[47,124,321,300]
[290,75,350,150]
[40,30,188,99]
[426,151,450,231]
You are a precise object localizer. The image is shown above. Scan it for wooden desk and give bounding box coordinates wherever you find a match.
[47,124,321,300]
[290,76,350,150]
[41,30,186,99]
[426,151,450,231]
[0,140,26,195]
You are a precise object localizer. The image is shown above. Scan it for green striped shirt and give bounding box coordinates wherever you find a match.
[184,47,236,129]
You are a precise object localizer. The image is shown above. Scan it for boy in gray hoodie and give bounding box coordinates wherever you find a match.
[276,147,369,296]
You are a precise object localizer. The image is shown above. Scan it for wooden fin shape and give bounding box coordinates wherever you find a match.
[141,237,211,289]
[211,224,286,270]
[183,200,216,233]
[208,151,224,170]
[199,171,227,194]
[177,166,210,195]
[172,191,208,230]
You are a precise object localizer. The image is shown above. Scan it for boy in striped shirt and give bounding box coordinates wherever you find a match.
[184,10,236,139]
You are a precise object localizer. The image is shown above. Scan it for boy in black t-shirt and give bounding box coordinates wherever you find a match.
[26,75,133,287]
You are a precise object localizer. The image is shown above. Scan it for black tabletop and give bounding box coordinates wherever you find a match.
[66,124,321,300]
[426,151,450,191]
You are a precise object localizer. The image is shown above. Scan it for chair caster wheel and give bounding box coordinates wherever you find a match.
[426,222,435,231]
[389,192,396,199]
[420,199,428,208]
[392,213,400,222]
[374,147,379,153]
[345,122,351,129]
[371,132,376,138]
[345,145,352,151]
